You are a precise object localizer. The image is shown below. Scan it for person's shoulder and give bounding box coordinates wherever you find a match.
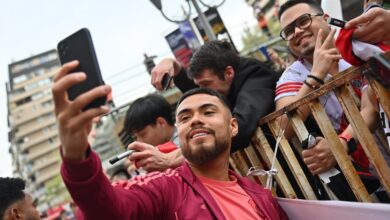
[239,56,266,68]
[238,56,277,78]
[338,59,352,71]
[277,60,308,83]
[112,168,181,190]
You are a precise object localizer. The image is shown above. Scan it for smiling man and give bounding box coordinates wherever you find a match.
[52,60,287,220]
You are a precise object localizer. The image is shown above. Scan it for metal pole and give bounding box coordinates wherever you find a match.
[190,0,217,41]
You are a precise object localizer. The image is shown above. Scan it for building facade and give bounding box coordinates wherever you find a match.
[7,49,63,206]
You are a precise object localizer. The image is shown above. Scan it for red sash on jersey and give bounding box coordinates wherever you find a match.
[336,28,390,66]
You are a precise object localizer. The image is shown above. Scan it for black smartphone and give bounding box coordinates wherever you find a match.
[161,73,173,90]
[326,17,346,28]
[367,53,390,88]
[57,28,106,110]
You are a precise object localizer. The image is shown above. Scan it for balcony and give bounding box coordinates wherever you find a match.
[20,129,58,152]
[11,105,54,128]
[12,68,57,91]
[10,94,52,113]
[32,154,60,173]
[35,163,61,185]
[15,117,56,140]
[9,83,51,104]
[26,141,59,162]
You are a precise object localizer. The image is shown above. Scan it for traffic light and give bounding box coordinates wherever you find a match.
[144,53,157,75]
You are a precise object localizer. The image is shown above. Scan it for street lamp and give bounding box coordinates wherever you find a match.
[150,0,226,41]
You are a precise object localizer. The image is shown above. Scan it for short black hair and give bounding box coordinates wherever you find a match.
[124,94,174,133]
[0,177,26,218]
[176,88,231,113]
[278,0,323,20]
[188,40,239,80]
[110,168,131,181]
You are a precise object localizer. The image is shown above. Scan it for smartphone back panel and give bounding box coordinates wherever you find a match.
[57,28,106,110]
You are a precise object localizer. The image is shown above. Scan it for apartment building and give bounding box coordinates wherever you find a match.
[7,49,63,205]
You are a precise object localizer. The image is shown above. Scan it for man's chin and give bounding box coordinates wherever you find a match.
[301,47,315,58]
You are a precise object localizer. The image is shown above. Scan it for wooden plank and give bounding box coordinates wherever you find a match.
[229,156,242,175]
[260,51,390,125]
[290,136,304,156]
[290,113,310,142]
[268,120,317,200]
[367,78,390,121]
[230,151,249,177]
[336,84,390,193]
[252,126,297,199]
[309,100,372,202]
[260,66,361,125]
[244,145,267,186]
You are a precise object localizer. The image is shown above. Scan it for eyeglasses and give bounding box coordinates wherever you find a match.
[280,13,323,41]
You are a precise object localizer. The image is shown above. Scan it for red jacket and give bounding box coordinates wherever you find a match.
[61,150,288,220]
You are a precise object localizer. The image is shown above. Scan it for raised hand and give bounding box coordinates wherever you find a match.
[311,29,342,79]
[151,58,181,90]
[52,60,111,160]
[346,8,390,43]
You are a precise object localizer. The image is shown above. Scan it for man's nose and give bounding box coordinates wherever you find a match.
[294,26,304,38]
[190,113,203,126]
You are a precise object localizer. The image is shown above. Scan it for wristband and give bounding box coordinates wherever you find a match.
[307,74,325,84]
[304,80,320,89]
[338,133,357,154]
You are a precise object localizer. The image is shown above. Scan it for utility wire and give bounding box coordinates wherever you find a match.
[106,70,149,87]
[104,62,144,80]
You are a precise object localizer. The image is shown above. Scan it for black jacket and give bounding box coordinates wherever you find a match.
[174,57,278,152]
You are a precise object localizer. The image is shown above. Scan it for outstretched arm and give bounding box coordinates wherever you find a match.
[54,61,167,219]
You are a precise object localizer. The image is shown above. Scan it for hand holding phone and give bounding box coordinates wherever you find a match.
[57,28,106,111]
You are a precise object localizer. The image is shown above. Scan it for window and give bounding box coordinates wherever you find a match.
[31,92,43,100]
[13,74,27,84]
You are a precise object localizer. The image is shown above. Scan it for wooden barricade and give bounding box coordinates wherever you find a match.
[230,52,390,202]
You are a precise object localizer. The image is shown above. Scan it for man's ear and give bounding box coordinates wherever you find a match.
[10,207,23,219]
[230,117,238,137]
[156,117,167,127]
[224,66,235,82]
[323,13,330,24]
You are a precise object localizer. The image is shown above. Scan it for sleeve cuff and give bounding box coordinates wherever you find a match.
[61,146,101,182]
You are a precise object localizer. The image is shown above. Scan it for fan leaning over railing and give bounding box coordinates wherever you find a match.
[229,51,390,203]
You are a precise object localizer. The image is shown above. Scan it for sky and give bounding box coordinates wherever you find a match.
[0,0,256,176]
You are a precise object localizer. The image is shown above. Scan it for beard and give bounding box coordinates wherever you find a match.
[301,46,315,58]
[182,135,230,165]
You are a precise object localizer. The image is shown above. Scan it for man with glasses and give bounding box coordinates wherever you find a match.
[274,0,381,200]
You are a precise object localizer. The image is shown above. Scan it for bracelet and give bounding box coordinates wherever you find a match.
[364,3,382,13]
[338,133,357,154]
[307,75,324,84]
[303,80,320,89]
